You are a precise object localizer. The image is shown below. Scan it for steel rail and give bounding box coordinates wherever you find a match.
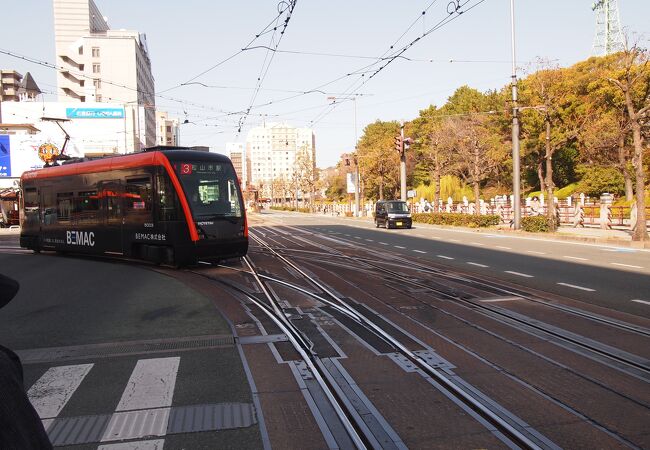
[302,242,650,377]
[270,229,650,344]
[195,258,370,450]
[249,233,546,450]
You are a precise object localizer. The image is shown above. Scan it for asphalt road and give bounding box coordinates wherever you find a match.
[258,210,650,319]
[0,252,262,449]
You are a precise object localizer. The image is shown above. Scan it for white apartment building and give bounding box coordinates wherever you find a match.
[155,111,179,146]
[53,0,155,151]
[246,123,315,199]
[226,142,247,189]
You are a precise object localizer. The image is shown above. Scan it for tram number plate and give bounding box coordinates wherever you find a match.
[181,163,192,175]
[396,221,402,226]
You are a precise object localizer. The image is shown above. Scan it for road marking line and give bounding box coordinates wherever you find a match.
[116,357,180,411]
[631,299,650,306]
[471,242,485,246]
[365,239,374,242]
[527,251,546,255]
[379,242,389,245]
[467,262,489,268]
[437,255,454,260]
[449,239,460,242]
[557,282,595,292]
[505,271,534,278]
[394,245,406,249]
[495,246,511,250]
[480,296,521,303]
[98,440,165,450]
[563,256,588,261]
[27,364,93,419]
[413,250,426,254]
[354,236,362,239]
[611,263,643,269]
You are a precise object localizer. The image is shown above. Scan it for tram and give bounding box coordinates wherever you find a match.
[20,147,248,266]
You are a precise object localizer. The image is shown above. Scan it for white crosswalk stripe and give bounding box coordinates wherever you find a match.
[27,363,94,420]
[98,439,165,450]
[102,357,180,442]
[116,357,180,411]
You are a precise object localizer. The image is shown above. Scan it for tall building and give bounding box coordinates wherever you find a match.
[245,123,315,199]
[226,142,247,189]
[155,111,179,146]
[52,0,155,150]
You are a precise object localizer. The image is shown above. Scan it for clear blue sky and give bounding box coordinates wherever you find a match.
[1,0,648,167]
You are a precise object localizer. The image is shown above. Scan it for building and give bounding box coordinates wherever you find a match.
[226,142,247,189]
[1,71,42,122]
[0,101,136,188]
[245,123,315,199]
[155,111,179,146]
[52,0,155,150]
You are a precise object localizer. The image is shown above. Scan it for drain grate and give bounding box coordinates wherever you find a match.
[17,335,235,364]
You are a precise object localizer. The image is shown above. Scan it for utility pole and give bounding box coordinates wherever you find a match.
[510,0,521,229]
[400,121,407,201]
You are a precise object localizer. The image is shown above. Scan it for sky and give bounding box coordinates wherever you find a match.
[1,0,648,168]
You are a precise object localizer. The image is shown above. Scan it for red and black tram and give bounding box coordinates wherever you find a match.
[20,148,248,266]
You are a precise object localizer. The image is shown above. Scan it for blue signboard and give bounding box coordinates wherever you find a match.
[66,107,125,119]
[0,135,10,177]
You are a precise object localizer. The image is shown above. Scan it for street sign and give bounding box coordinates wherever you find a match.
[346,173,356,194]
[407,190,416,198]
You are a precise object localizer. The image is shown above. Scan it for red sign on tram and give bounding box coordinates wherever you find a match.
[180,163,192,175]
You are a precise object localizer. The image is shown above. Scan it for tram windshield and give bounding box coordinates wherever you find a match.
[174,161,243,219]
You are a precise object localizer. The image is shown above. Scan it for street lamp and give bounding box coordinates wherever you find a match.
[510,0,521,229]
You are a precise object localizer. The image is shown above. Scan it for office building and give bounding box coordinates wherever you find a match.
[53,0,155,150]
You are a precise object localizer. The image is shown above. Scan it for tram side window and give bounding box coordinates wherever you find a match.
[57,192,73,222]
[73,191,99,223]
[156,173,179,221]
[23,188,38,212]
[23,187,39,228]
[125,177,152,223]
[42,189,57,225]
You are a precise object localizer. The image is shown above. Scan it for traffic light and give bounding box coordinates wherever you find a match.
[394,136,403,153]
[403,137,413,150]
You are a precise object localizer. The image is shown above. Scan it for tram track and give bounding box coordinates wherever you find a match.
[252,228,650,379]
[244,226,650,447]
[245,233,554,450]
[191,259,373,449]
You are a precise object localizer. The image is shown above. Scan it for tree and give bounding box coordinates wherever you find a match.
[606,42,650,241]
[451,116,504,213]
[294,144,317,211]
[356,121,401,201]
[519,63,586,229]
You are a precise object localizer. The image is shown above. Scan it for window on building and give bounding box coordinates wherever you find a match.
[96,94,102,102]
[80,96,86,102]
[78,64,84,72]
[79,80,85,87]
[92,47,100,58]
[92,63,101,74]
[93,79,101,89]
[78,46,83,55]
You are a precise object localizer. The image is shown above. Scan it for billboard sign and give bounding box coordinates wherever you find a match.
[0,136,11,177]
[66,107,125,119]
